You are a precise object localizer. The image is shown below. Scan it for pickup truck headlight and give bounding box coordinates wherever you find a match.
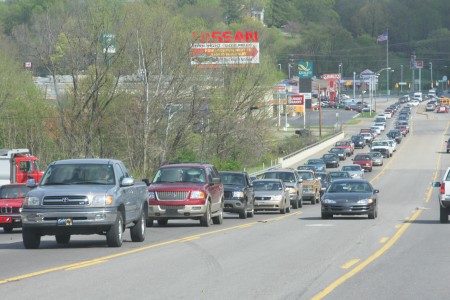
[322,199,336,204]
[91,195,113,206]
[24,196,40,206]
[232,191,244,198]
[357,198,374,204]
[148,191,156,200]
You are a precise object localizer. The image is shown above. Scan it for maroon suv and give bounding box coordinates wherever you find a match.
[147,163,224,227]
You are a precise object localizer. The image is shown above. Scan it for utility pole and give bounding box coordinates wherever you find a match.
[400,65,403,93]
[430,62,433,88]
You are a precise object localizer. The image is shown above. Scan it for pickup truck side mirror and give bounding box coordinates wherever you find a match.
[26,178,37,187]
[121,177,134,187]
[141,178,150,186]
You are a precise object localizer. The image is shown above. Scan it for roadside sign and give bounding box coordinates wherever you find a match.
[298,61,313,78]
[289,94,304,105]
[101,33,116,54]
[415,60,424,68]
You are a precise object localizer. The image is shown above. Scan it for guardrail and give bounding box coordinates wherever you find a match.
[249,130,344,177]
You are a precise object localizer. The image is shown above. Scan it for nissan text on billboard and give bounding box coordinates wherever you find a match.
[190,31,260,68]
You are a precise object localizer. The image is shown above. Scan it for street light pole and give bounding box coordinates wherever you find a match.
[430,62,433,88]
[278,64,282,72]
[338,63,343,100]
[400,65,403,93]
[375,67,392,106]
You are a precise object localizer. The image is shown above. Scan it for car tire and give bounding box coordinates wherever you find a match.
[369,168,372,172]
[280,206,286,214]
[292,200,299,209]
[200,202,212,227]
[146,218,154,227]
[55,234,71,244]
[247,208,255,218]
[3,226,13,233]
[212,207,223,225]
[440,206,449,223]
[286,205,291,213]
[311,197,315,205]
[106,213,124,247]
[130,210,146,242]
[158,219,168,226]
[321,212,332,219]
[22,227,41,249]
[368,205,377,219]
[298,197,303,208]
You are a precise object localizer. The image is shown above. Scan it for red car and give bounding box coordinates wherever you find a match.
[0,184,33,233]
[335,140,354,156]
[352,154,373,172]
[437,105,449,113]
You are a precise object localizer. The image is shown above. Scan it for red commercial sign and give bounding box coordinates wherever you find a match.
[190,31,259,68]
[289,94,304,105]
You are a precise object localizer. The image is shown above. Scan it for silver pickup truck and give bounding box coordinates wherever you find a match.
[21,159,148,249]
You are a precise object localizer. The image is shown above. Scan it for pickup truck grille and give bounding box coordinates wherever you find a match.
[255,196,272,200]
[157,191,188,201]
[43,195,89,206]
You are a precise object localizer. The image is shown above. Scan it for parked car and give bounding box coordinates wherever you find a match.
[296,170,321,205]
[351,135,366,149]
[253,179,290,214]
[352,154,373,172]
[260,169,303,209]
[328,171,352,181]
[341,164,364,179]
[219,171,254,219]
[367,152,384,166]
[304,158,327,172]
[321,153,340,168]
[321,179,379,219]
[0,183,33,233]
[329,147,347,161]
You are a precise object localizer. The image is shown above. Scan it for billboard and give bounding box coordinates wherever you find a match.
[190,31,259,68]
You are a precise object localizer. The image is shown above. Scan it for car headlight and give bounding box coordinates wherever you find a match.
[287,187,297,194]
[91,195,113,206]
[233,191,245,198]
[24,196,40,206]
[357,198,374,204]
[322,199,336,204]
[272,195,282,201]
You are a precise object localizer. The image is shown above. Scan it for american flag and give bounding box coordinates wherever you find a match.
[377,32,388,42]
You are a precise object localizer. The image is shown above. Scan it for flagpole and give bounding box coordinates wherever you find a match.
[386,28,389,100]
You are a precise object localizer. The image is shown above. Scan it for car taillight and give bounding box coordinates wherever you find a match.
[441,182,445,195]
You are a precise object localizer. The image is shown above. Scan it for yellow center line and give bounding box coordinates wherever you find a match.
[0,211,301,285]
[340,259,360,269]
[379,237,389,244]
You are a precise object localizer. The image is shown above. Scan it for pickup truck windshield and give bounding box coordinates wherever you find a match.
[40,164,115,186]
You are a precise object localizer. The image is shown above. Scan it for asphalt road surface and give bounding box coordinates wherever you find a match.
[1,100,450,300]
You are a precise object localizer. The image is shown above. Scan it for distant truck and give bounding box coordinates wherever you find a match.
[21,159,149,249]
[0,149,44,186]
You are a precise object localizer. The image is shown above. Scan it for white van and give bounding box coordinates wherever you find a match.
[413,92,423,102]
[428,89,436,97]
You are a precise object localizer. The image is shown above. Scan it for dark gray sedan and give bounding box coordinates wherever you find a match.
[321,179,379,219]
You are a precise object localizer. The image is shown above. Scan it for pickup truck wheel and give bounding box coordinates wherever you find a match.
[298,197,303,208]
[239,203,248,219]
[157,219,168,226]
[130,210,146,242]
[55,234,71,244]
[286,206,290,213]
[200,202,212,227]
[440,206,449,223]
[292,200,299,209]
[146,218,154,227]
[3,226,13,233]
[247,207,255,218]
[311,196,315,205]
[212,208,223,225]
[22,228,41,249]
[106,213,123,247]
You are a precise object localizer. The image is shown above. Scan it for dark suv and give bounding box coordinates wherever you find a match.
[147,163,224,227]
[219,171,254,219]
[259,169,303,208]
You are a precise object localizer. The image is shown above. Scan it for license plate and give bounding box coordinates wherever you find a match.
[57,218,73,226]
[165,209,178,214]
[0,216,12,223]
